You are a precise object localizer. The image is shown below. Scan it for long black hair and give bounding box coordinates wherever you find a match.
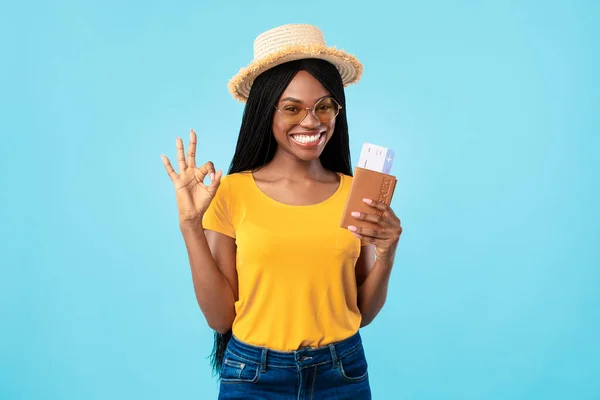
[229,58,352,175]
[210,58,353,376]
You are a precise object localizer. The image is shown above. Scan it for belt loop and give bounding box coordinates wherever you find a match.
[328,344,338,368]
[260,348,268,373]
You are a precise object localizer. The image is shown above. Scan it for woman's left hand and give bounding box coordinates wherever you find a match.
[347,198,403,263]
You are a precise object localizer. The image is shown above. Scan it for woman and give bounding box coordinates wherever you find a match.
[161,24,402,399]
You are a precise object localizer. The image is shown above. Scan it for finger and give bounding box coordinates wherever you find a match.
[176,137,187,173]
[363,198,399,222]
[350,211,388,227]
[197,161,216,182]
[187,129,197,168]
[207,169,223,194]
[347,225,389,240]
[362,198,389,212]
[161,154,179,182]
[349,231,388,247]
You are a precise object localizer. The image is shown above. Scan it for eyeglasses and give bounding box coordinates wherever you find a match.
[274,97,342,125]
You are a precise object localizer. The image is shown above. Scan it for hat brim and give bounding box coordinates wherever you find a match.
[228,43,363,102]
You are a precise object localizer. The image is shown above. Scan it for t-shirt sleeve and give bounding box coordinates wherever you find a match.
[202,176,235,238]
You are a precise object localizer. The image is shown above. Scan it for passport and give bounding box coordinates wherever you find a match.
[340,167,397,230]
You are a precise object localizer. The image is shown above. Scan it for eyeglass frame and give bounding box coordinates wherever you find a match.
[273,96,343,125]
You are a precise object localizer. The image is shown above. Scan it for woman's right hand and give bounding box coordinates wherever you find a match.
[161,129,223,224]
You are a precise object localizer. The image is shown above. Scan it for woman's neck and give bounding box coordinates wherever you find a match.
[255,151,330,181]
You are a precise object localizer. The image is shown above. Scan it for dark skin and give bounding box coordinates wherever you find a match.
[252,70,340,206]
[162,70,402,333]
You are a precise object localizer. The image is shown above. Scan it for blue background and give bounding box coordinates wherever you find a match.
[1,0,599,399]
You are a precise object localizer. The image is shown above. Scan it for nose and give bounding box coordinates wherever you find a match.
[299,108,321,128]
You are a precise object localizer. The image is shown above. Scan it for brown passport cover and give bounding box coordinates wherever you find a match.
[340,167,398,229]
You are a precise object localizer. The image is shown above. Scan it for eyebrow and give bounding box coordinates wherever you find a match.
[279,95,333,104]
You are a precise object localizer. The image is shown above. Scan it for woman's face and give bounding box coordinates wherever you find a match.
[272,70,337,162]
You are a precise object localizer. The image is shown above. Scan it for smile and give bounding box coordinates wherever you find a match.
[290,132,325,147]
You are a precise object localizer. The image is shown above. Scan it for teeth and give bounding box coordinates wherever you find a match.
[292,134,321,144]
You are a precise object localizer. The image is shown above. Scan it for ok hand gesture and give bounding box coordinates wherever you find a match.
[161,130,222,224]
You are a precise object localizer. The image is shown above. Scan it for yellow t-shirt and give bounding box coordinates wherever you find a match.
[202,171,363,351]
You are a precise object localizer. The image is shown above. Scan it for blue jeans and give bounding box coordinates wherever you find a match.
[218,331,372,400]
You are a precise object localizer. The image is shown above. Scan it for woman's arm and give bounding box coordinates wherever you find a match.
[349,198,403,327]
[355,244,395,327]
[180,222,238,334]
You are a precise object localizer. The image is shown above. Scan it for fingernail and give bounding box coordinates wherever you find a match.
[351,212,360,217]
[210,173,215,180]
[363,198,373,204]
[348,225,357,232]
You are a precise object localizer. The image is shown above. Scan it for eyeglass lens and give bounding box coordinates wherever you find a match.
[279,97,340,124]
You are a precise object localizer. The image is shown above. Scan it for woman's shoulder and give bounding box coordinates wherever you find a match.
[220,170,253,189]
[338,171,354,186]
[221,170,252,179]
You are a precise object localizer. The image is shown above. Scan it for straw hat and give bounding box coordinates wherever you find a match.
[228,24,363,102]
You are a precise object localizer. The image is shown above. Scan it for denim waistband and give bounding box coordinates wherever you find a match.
[227,331,363,370]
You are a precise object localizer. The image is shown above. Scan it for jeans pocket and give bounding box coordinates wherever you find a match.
[220,351,260,384]
[338,346,369,383]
